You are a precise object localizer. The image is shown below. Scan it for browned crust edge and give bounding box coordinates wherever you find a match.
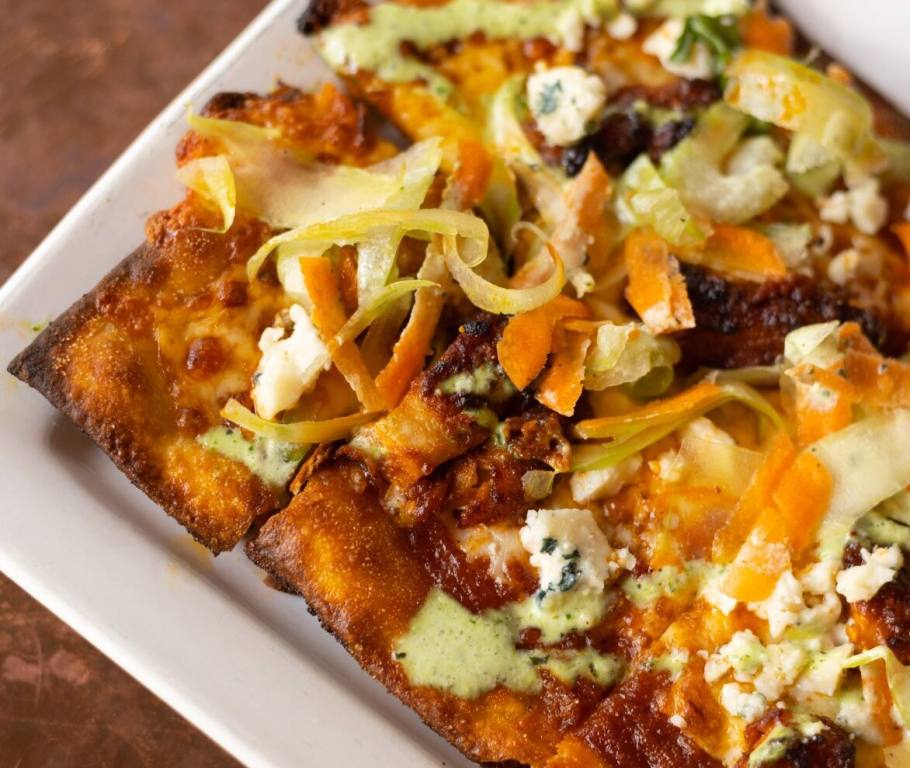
[244,477,538,768]
[6,243,275,554]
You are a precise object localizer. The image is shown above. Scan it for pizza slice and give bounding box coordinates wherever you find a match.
[10,0,910,766]
[8,83,398,551]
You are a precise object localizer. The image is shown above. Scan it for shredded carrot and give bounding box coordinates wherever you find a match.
[861,661,905,747]
[686,225,787,282]
[624,228,695,334]
[575,380,723,441]
[741,9,793,55]
[497,295,590,390]
[535,328,591,417]
[571,153,614,278]
[374,267,446,408]
[298,257,387,412]
[844,350,910,409]
[452,139,494,210]
[772,451,832,554]
[830,323,910,409]
[724,450,831,602]
[712,432,796,564]
[892,222,910,259]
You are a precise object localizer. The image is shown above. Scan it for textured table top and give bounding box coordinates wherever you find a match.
[0,2,268,765]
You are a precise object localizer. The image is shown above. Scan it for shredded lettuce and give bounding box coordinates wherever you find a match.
[679,433,762,495]
[880,491,910,528]
[487,76,546,170]
[572,380,783,471]
[221,399,380,444]
[843,646,910,728]
[786,133,842,198]
[176,155,237,233]
[758,223,813,270]
[810,410,910,558]
[783,321,842,369]
[252,206,560,315]
[188,110,442,236]
[725,50,884,171]
[712,365,783,388]
[584,322,680,393]
[661,103,789,224]
[617,155,709,247]
[248,208,486,282]
[443,229,566,314]
[522,469,556,501]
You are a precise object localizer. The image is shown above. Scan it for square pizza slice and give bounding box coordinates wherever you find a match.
[8,83,394,552]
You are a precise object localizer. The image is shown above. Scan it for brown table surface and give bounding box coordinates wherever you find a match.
[0,2,275,765]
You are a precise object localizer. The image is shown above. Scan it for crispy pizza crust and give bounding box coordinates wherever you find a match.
[7,84,394,552]
[247,459,598,767]
[8,227,282,552]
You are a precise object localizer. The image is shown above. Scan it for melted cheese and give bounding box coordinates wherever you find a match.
[251,305,329,419]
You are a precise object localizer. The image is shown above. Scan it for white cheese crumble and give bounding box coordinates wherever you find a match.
[818,177,889,235]
[749,571,806,640]
[720,683,767,723]
[826,248,861,286]
[848,177,889,235]
[704,630,765,683]
[799,558,840,595]
[669,714,687,729]
[251,305,329,420]
[570,453,642,504]
[818,191,850,225]
[527,66,606,147]
[643,19,714,81]
[702,575,738,615]
[520,508,612,599]
[826,247,881,287]
[752,642,807,701]
[707,631,807,710]
[606,12,638,40]
[835,545,904,603]
[836,688,882,744]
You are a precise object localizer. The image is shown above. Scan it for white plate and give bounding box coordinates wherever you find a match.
[0,3,906,767]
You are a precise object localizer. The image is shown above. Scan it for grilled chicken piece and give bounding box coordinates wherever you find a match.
[341,315,518,524]
[739,712,854,768]
[676,265,891,369]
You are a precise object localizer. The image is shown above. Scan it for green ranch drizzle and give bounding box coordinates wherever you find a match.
[394,588,621,698]
[197,426,307,489]
[317,0,618,100]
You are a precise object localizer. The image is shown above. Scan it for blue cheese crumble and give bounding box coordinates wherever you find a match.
[527,66,606,147]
